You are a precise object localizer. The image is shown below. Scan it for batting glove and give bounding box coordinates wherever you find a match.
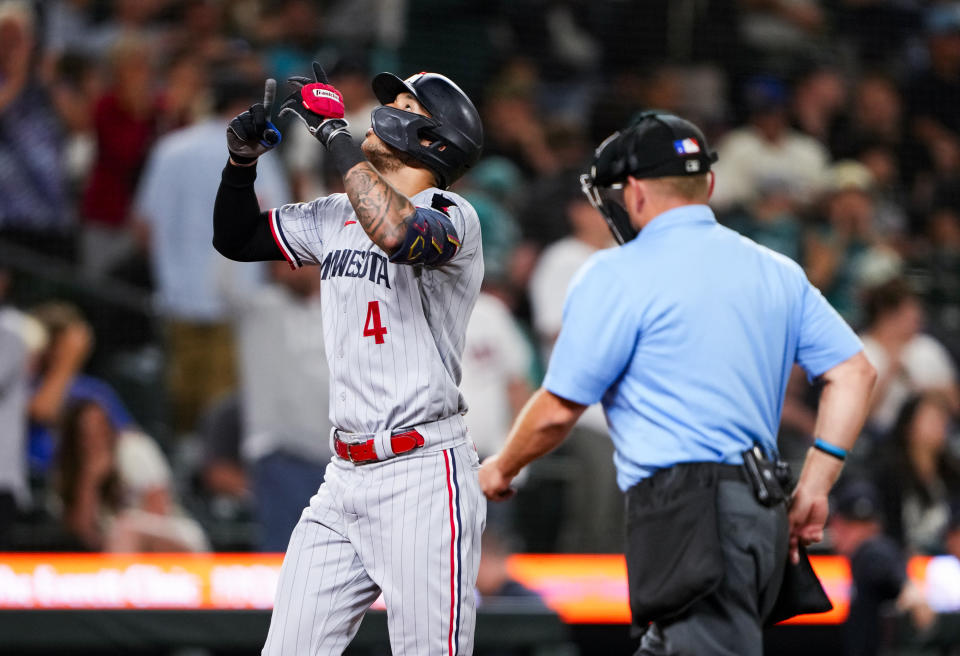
[279,62,351,149]
[226,78,282,165]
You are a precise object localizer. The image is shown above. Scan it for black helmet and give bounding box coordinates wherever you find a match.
[371,72,483,189]
[580,111,718,244]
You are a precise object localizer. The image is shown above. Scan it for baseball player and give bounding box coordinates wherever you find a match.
[212,64,486,655]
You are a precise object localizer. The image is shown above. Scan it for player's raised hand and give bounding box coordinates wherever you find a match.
[279,61,351,149]
[226,78,282,165]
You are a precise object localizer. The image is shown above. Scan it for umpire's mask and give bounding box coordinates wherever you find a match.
[581,111,718,244]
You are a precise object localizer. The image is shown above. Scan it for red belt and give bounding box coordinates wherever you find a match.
[334,429,425,464]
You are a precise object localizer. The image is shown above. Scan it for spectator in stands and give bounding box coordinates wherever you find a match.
[907,4,960,181]
[79,36,161,279]
[876,393,960,554]
[855,143,909,245]
[48,52,101,202]
[42,0,98,61]
[516,121,593,250]
[457,158,524,285]
[860,278,958,435]
[722,176,803,262]
[527,193,621,553]
[737,0,825,73]
[461,288,533,463]
[834,0,919,70]
[133,68,289,435]
[482,60,560,179]
[461,286,533,532]
[829,479,932,656]
[0,270,45,548]
[27,302,139,476]
[529,193,614,356]
[908,200,960,365]
[0,1,72,258]
[156,48,208,136]
[219,261,330,552]
[925,500,960,612]
[259,0,323,83]
[710,75,829,211]
[199,393,247,503]
[831,73,904,161]
[166,0,233,63]
[790,63,847,146]
[804,160,901,323]
[84,0,169,57]
[55,398,208,552]
[589,63,686,146]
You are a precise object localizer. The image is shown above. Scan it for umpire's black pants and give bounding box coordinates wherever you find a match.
[636,480,789,656]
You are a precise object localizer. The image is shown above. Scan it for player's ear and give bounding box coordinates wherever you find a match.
[707,171,716,201]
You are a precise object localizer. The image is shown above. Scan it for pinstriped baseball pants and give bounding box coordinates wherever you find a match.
[262,441,485,655]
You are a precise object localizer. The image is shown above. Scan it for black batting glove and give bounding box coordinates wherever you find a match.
[278,62,352,149]
[226,78,282,165]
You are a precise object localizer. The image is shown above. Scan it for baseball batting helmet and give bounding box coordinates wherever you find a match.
[580,111,718,244]
[371,72,483,189]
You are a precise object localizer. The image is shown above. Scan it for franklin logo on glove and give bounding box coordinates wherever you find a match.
[298,82,345,119]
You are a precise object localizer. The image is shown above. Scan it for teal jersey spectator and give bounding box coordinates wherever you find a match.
[723,209,802,263]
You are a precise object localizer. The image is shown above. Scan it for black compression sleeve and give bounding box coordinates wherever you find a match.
[212,160,286,262]
[327,133,366,176]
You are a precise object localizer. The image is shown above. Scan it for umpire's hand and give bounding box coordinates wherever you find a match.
[226,79,282,165]
[787,481,829,564]
[479,455,517,501]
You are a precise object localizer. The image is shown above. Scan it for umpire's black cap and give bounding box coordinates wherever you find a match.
[590,111,718,186]
[580,111,718,243]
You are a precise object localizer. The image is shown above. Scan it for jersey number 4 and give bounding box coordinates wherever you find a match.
[363,301,388,344]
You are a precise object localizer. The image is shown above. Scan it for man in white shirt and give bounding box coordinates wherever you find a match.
[133,73,290,433]
[527,193,622,552]
[460,290,532,463]
[710,76,829,211]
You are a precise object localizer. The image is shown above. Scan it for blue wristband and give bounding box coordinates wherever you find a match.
[813,438,847,461]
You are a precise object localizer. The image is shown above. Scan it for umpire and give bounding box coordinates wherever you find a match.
[478,112,877,655]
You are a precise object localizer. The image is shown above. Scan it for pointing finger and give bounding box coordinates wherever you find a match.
[312,61,329,84]
[287,76,311,90]
[263,78,276,115]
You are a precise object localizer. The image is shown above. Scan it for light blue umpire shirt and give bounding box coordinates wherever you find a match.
[542,204,863,492]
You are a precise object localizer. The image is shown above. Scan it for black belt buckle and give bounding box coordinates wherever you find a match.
[741,446,787,507]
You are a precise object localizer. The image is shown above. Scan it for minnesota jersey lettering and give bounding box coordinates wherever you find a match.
[319,248,391,288]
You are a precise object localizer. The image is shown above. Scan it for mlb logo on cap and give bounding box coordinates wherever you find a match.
[674,138,701,155]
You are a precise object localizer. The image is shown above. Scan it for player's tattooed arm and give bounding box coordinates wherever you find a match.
[343,162,416,255]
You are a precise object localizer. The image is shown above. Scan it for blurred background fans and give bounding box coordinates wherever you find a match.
[2,1,960,654]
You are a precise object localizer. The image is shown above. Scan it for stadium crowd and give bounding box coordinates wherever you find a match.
[1,0,960,645]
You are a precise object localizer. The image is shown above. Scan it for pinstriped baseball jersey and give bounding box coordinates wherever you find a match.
[262,185,486,656]
[268,188,483,436]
